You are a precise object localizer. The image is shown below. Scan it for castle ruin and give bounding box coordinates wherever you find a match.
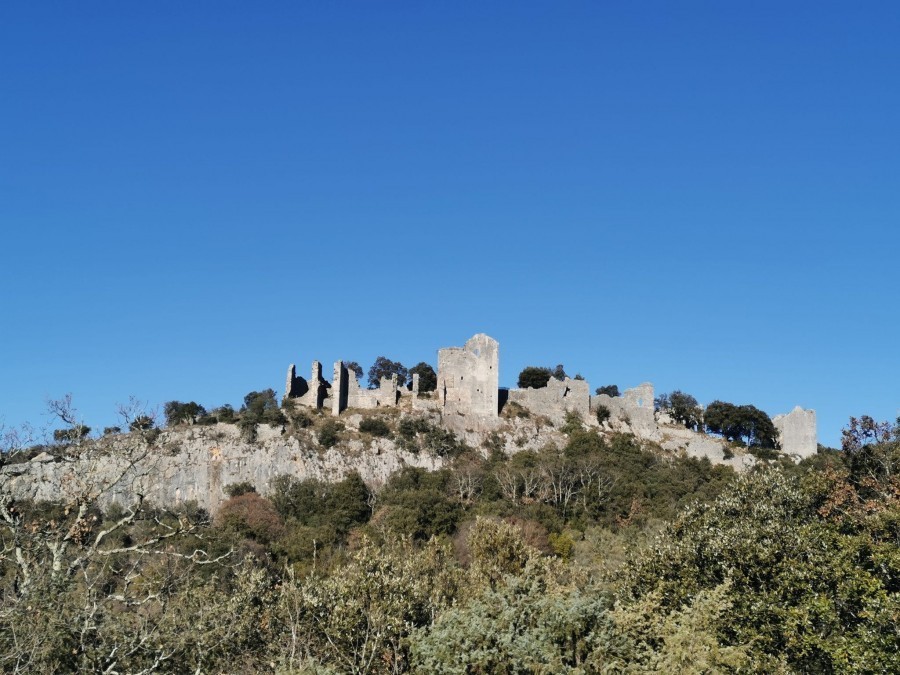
[283,333,817,458]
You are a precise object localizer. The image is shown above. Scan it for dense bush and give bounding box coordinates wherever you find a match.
[53,425,91,442]
[317,419,344,448]
[359,416,391,437]
[8,411,896,673]
[595,384,620,397]
[517,366,552,389]
[163,400,207,427]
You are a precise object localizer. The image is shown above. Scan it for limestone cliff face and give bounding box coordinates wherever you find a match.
[1,423,441,514]
[2,405,761,515]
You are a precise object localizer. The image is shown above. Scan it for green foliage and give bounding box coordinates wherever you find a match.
[412,519,626,672]
[550,364,567,381]
[13,408,897,673]
[704,400,778,448]
[102,426,121,436]
[595,384,620,397]
[367,356,408,389]
[375,467,461,540]
[241,389,285,426]
[396,418,467,458]
[52,424,91,442]
[163,400,207,427]
[358,416,391,437]
[655,390,703,430]
[128,415,154,431]
[317,420,344,449]
[595,405,611,425]
[283,537,459,673]
[212,403,236,423]
[560,411,584,435]
[408,361,438,392]
[225,481,257,498]
[517,366,552,389]
[617,467,900,672]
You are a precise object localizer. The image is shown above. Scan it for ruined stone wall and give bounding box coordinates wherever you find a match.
[342,371,399,410]
[507,377,590,425]
[283,364,309,402]
[437,334,499,418]
[290,361,330,410]
[773,406,817,458]
[592,382,657,437]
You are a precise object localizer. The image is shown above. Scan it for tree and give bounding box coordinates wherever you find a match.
[704,401,777,448]
[551,364,567,381]
[163,401,207,427]
[655,391,702,430]
[408,362,437,392]
[0,398,246,673]
[517,366,552,389]
[595,385,620,397]
[240,389,284,426]
[367,357,408,389]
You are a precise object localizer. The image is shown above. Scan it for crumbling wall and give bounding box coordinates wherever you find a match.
[290,361,329,410]
[507,377,590,425]
[332,362,349,416]
[592,382,657,437]
[437,334,499,418]
[343,372,399,410]
[283,364,308,403]
[773,406,817,458]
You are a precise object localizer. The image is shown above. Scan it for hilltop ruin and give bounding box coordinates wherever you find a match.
[284,333,817,459]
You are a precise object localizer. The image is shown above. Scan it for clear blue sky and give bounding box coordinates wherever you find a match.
[1,2,898,448]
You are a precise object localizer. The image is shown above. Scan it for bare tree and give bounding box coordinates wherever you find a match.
[0,398,238,673]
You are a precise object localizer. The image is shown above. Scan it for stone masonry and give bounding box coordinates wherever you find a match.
[773,406,817,458]
[283,333,816,459]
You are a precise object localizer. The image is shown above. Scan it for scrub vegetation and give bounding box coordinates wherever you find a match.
[1,400,898,674]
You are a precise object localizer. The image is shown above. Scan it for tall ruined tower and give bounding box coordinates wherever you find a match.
[437,333,499,417]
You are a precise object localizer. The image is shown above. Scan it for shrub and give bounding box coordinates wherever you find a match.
[225,481,257,498]
[53,425,91,443]
[102,426,121,436]
[517,366,552,389]
[289,410,312,430]
[561,411,583,435]
[215,492,284,544]
[163,401,207,427]
[596,405,611,425]
[318,420,344,448]
[359,417,391,437]
[212,404,235,423]
[595,384,620,397]
[129,415,155,432]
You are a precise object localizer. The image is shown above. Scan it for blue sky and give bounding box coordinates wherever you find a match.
[1,2,897,448]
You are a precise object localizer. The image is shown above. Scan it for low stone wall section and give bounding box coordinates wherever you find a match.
[507,377,590,425]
